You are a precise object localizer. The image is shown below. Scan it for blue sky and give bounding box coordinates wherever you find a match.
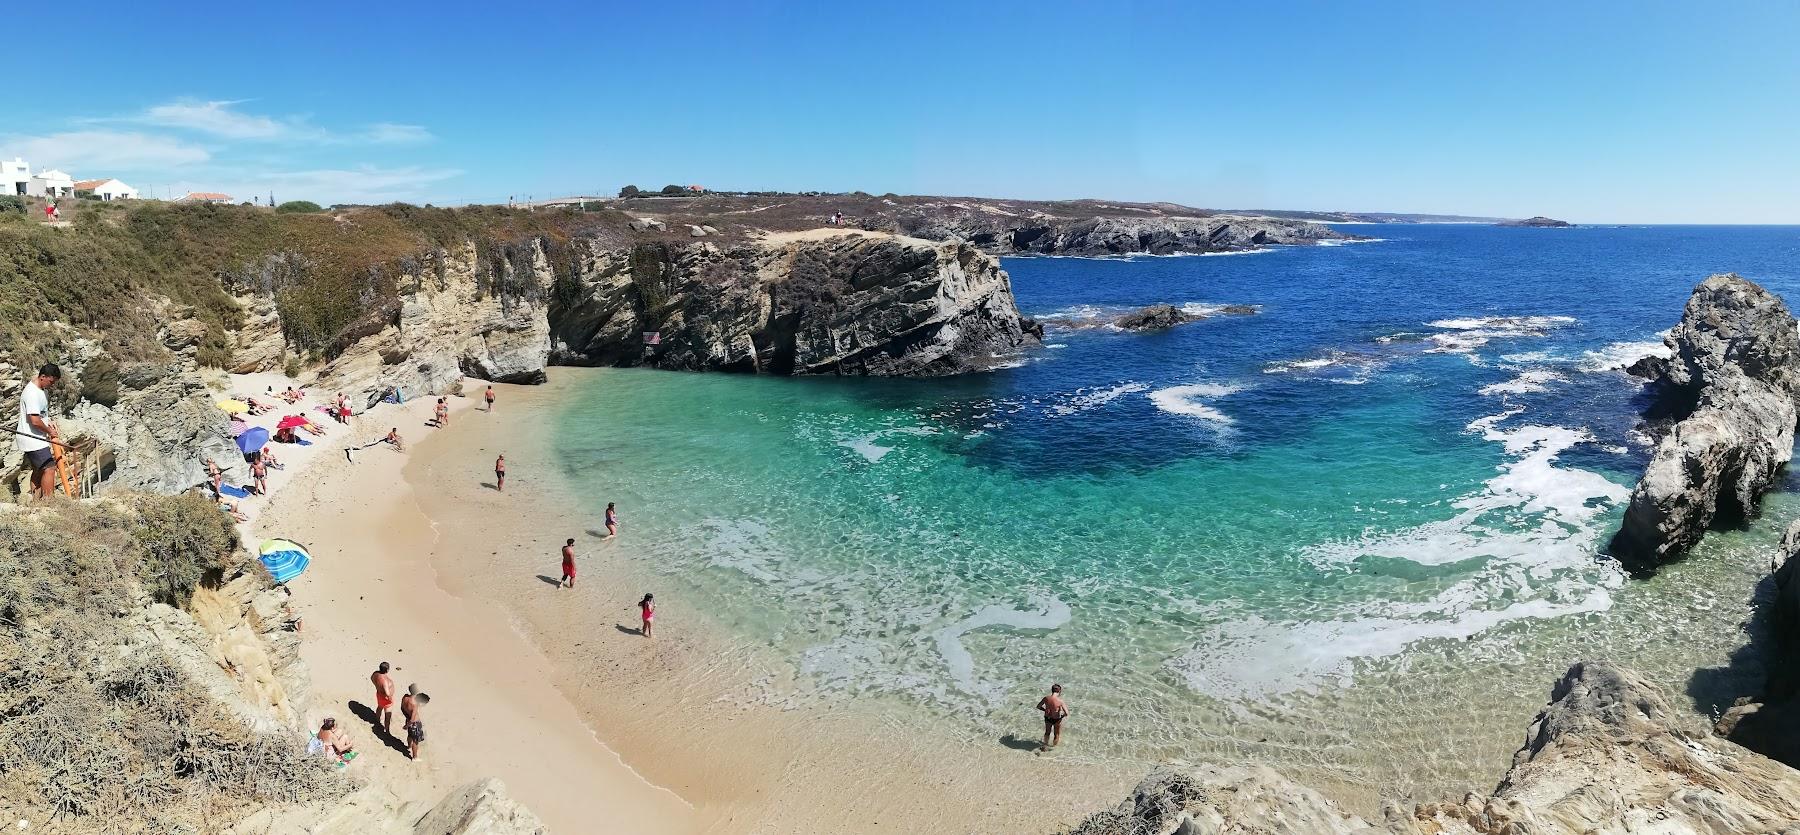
[8,1,1798,221]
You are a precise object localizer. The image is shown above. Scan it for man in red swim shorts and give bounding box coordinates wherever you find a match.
[371,661,396,735]
[561,538,576,588]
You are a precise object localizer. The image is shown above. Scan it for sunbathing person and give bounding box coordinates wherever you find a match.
[274,426,297,444]
[316,718,355,758]
[385,428,405,452]
[279,386,304,403]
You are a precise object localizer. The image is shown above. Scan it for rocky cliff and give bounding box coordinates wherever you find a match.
[225,229,1041,406]
[1072,662,1800,835]
[892,212,1346,256]
[1716,518,1800,768]
[1609,274,1800,569]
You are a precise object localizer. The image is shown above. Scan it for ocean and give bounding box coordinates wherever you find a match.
[544,224,1800,801]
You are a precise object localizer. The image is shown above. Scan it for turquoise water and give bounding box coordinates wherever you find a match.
[549,225,1800,798]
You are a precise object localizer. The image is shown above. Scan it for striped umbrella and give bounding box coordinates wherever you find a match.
[258,539,312,584]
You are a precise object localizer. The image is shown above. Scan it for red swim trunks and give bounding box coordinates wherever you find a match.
[377,694,393,710]
[562,559,576,578]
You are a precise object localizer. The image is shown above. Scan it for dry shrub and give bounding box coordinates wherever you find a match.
[0,496,344,832]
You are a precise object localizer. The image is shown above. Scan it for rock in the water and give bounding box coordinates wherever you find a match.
[413,779,545,835]
[1717,518,1800,766]
[1115,304,1200,331]
[1497,216,1573,227]
[1625,352,1671,381]
[1610,274,1800,569]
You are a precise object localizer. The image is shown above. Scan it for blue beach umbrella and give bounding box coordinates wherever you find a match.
[236,426,270,455]
[258,539,312,583]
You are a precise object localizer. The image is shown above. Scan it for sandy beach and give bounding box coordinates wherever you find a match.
[241,369,1137,834]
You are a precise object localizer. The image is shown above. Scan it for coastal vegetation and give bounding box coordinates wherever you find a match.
[0,495,343,830]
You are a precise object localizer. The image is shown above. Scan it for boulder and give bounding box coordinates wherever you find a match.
[1067,763,1382,835]
[1610,274,1800,569]
[412,779,545,835]
[1115,304,1199,331]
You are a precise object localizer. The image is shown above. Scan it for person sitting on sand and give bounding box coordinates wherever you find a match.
[636,593,655,638]
[275,426,297,444]
[1036,684,1069,752]
[484,385,496,411]
[494,454,505,491]
[316,717,355,758]
[385,428,405,452]
[605,502,619,538]
[560,538,577,588]
[279,385,304,403]
[198,485,249,521]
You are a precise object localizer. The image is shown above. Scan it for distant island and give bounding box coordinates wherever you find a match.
[1497,216,1573,227]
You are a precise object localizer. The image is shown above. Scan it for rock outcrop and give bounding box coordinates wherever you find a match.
[896,213,1346,256]
[412,778,547,835]
[1075,661,1800,835]
[1038,303,1256,332]
[1497,216,1573,227]
[1115,304,1201,331]
[550,231,1040,375]
[1717,518,1800,767]
[1609,274,1800,569]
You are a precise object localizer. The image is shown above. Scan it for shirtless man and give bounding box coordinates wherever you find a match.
[371,662,396,735]
[250,455,268,495]
[1036,683,1069,752]
[385,427,405,452]
[494,454,506,492]
[560,538,576,588]
[484,385,496,412]
[401,686,431,761]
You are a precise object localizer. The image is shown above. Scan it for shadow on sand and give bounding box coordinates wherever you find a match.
[346,700,412,756]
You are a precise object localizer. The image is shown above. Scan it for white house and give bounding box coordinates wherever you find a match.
[3,158,29,196]
[30,169,74,198]
[73,178,138,201]
[179,192,234,204]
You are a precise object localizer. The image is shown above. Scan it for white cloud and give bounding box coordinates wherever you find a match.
[360,123,433,144]
[2,130,210,170]
[142,99,288,139]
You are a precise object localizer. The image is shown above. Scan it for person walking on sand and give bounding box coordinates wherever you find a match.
[16,364,62,499]
[1036,683,1069,752]
[604,502,619,537]
[636,593,655,637]
[484,385,496,412]
[250,454,268,495]
[371,662,397,735]
[494,454,506,492]
[561,538,577,588]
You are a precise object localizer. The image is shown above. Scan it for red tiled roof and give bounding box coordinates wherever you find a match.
[73,179,110,190]
[182,192,233,200]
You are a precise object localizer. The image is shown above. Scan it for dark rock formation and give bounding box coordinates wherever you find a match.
[550,232,1040,376]
[1609,274,1800,570]
[1717,519,1800,767]
[1498,216,1573,227]
[892,212,1349,257]
[1114,304,1199,331]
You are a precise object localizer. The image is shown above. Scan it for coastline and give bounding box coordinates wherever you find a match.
[253,389,697,834]
[394,369,1140,832]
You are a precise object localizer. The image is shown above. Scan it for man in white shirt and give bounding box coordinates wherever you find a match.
[16,363,61,498]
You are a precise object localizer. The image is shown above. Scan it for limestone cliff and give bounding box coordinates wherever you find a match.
[893,211,1345,256]
[550,230,1040,375]
[1610,274,1800,569]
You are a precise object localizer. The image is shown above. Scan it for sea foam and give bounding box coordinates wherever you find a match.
[1147,383,1242,423]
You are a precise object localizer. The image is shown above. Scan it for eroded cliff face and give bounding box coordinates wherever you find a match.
[1610,274,1800,569]
[226,229,1041,405]
[893,212,1345,256]
[550,230,1040,375]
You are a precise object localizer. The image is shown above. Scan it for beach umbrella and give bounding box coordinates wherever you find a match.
[216,399,250,414]
[236,426,270,455]
[228,419,249,437]
[276,415,309,430]
[257,539,312,584]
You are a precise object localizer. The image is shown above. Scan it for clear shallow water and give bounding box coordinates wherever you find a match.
[550,225,1800,801]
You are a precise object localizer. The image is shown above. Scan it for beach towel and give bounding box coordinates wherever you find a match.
[219,484,252,499]
[296,437,312,446]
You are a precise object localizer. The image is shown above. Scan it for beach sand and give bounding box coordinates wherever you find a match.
[256,369,1137,833]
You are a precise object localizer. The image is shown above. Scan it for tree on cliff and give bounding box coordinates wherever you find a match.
[618,185,641,198]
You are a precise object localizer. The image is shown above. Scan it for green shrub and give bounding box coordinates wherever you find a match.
[618,185,641,198]
[132,492,239,607]
[660,184,685,195]
[0,195,24,214]
[275,200,323,214]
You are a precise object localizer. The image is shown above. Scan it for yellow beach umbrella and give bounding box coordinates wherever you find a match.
[216,399,250,414]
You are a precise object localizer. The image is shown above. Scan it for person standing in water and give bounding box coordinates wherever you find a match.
[484,385,496,412]
[494,454,506,492]
[1036,683,1069,752]
[636,593,654,637]
[604,502,618,537]
[560,538,577,588]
